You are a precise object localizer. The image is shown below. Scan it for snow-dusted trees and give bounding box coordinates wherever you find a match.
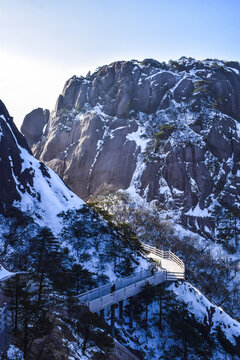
[212,205,240,251]
[4,274,53,358]
[59,205,141,279]
[74,307,113,355]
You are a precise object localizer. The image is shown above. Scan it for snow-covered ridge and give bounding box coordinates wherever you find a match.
[171,282,240,347]
[0,110,84,234]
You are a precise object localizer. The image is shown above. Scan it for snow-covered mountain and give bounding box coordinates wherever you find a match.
[21,57,240,240]
[0,99,83,233]
[1,99,240,359]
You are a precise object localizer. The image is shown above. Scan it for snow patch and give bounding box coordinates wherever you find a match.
[126,125,148,152]
[0,264,14,281]
[7,345,24,360]
[185,203,210,217]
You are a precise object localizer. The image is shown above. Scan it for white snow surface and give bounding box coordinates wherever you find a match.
[185,203,210,217]
[0,264,14,281]
[126,125,148,152]
[170,282,240,345]
[7,345,24,360]
[2,114,84,234]
[16,147,84,234]
[236,120,240,138]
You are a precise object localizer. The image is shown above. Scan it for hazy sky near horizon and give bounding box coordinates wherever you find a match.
[1,0,240,128]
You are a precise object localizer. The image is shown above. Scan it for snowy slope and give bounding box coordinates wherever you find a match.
[171,282,240,349]
[114,281,240,359]
[0,101,83,234]
[13,142,84,234]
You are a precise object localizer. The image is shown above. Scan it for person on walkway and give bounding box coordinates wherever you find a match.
[111,283,116,293]
[151,265,156,276]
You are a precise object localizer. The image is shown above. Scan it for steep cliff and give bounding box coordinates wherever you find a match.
[0,99,83,229]
[21,57,240,238]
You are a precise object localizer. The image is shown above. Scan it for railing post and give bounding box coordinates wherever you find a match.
[119,300,123,321]
[129,297,134,328]
[111,304,115,337]
[100,308,104,320]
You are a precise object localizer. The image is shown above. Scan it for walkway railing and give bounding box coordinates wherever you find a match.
[78,242,185,312]
[78,268,153,303]
[80,271,167,312]
[141,242,185,271]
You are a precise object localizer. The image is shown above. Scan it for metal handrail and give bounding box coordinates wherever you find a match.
[84,270,167,312]
[77,268,152,302]
[77,242,185,312]
[141,243,185,271]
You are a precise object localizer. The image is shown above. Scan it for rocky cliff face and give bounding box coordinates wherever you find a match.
[21,57,240,236]
[20,108,49,147]
[0,99,82,225]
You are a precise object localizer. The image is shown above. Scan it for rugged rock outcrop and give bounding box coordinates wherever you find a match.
[0,99,82,220]
[21,57,240,236]
[20,108,49,147]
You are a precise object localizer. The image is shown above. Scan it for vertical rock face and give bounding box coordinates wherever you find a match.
[20,108,49,147]
[21,57,240,236]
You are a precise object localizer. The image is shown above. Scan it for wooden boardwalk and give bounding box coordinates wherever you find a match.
[78,242,185,312]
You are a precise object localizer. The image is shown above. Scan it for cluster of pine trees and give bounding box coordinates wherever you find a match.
[1,204,145,358]
[117,283,226,360]
[212,205,240,252]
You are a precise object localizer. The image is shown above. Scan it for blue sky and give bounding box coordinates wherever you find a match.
[0,0,240,128]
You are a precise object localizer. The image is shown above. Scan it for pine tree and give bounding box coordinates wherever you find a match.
[155,283,166,330]
[29,227,62,304]
[4,275,53,358]
[166,292,213,359]
[74,307,113,353]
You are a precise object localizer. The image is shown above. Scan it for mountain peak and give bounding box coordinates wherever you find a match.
[20,58,240,239]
